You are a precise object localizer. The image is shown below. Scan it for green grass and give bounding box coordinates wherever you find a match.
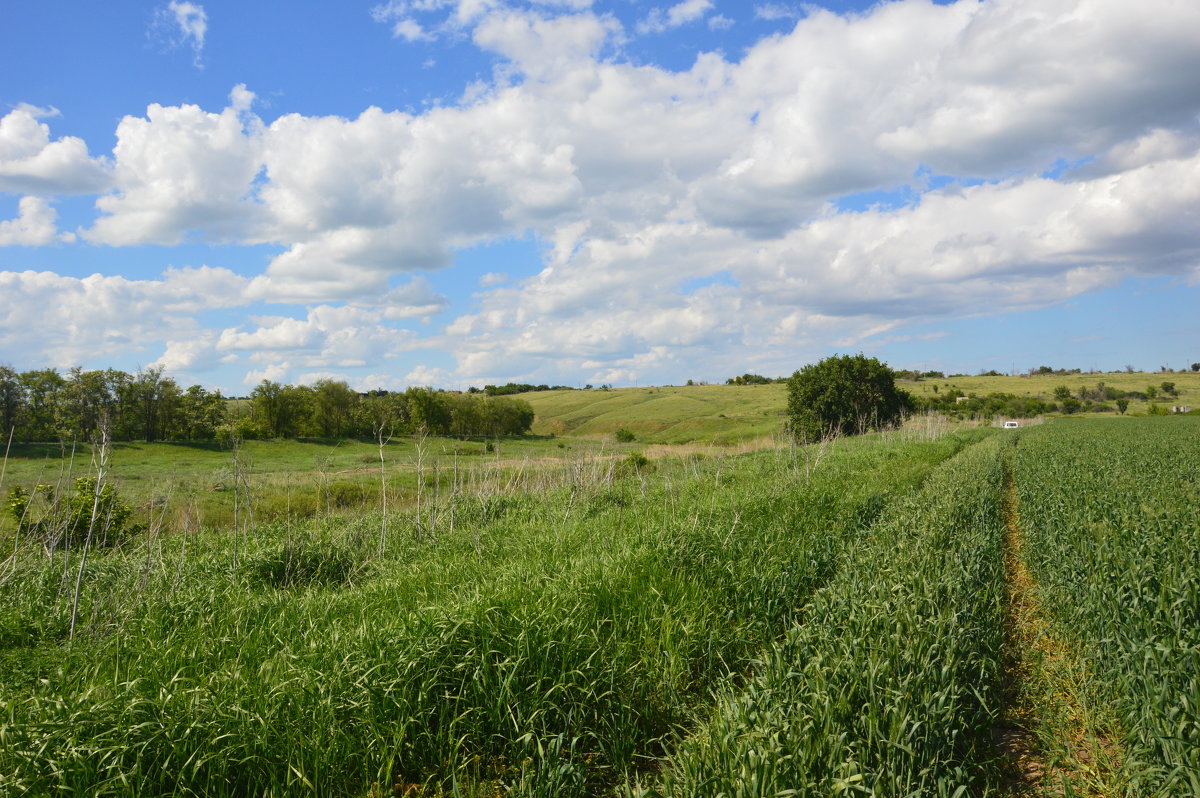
[900,370,1200,414]
[0,435,637,534]
[525,371,1200,444]
[0,427,976,796]
[3,414,1196,796]
[637,432,1009,795]
[1012,418,1200,796]
[524,384,788,443]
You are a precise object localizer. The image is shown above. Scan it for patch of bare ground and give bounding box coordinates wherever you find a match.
[998,457,1125,797]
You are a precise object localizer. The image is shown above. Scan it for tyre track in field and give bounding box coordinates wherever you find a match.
[997,448,1123,797]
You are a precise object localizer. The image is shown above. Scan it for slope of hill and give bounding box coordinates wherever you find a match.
[523,383,789,443]
[522,370,1200,443]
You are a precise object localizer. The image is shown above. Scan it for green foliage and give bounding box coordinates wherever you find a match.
[647,435,1007,795]
[724,373,775,385]
[1014,419,1200,794]
[613,426,636,442]
[478,382,574,396]
[0,430,978,796]
[786,353,910,440]
[6,477,135,548]
[1116,397,1129,414]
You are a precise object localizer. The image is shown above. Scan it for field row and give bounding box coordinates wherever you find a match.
[2,419,1196,795]
[1013,418,1200,795]
[0,429,979,796]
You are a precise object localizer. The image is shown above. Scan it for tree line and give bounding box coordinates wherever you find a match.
[0,366,535,444]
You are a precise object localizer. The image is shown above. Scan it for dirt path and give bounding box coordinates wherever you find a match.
[997,455,1124,797]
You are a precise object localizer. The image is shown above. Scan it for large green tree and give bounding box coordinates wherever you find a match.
[786,353,911,440]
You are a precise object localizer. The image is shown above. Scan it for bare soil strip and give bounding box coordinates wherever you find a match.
[998,459,1124,797]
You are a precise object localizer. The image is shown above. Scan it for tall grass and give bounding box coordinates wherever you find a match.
[0,430,979,796]
[635,432,1008,796]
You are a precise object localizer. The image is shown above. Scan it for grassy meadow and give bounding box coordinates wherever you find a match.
[523,383,788,442]
[524,370,1200,443]
[1,385,1198,795]
[899,369,1200,412]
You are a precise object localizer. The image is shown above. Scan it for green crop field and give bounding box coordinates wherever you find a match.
[1,414,1197,796]
[899,370,1200,411]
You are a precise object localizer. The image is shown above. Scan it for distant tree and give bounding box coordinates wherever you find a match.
[727,373,772,385]
[1116,398,1129,414]
[1192,363,1200,372]
[786,354,910,440]
[250,380,311,438]
[1145,385,1158,399]
[614,427,636,443]
[178,385,227,439]
[18,369,65,441]
[312,379,357,438]
[1160,381,1177,396]
[1053,385,1072,401]
[0,365,23,438]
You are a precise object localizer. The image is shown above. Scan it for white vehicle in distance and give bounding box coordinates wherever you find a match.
[1003,421,1020,429]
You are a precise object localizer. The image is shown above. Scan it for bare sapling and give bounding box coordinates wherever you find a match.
[69,419,110,642]
[55,440,78,599]
[316,455,333,518]
[414,425,428,541]
[431,459,440,540]
[449,449,458,539]
[375,422,392,556]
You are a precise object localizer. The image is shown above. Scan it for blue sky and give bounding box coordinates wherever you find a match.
[2,0,1198,393]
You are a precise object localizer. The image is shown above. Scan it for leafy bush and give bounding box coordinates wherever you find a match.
[786,353,910,440]
[6,477,136,548]
[614,427,636,443]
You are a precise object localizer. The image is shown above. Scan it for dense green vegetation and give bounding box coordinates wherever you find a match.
[0,428,973,796]
[523,384,788,442]
[642,434,1007,795]
[1,399,1197,796]
[0,366,534,443]
[1013,418,1200,795]
[786,353,911,439]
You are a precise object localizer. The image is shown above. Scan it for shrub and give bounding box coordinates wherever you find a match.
[787,354,910,440]
[614,427,636,443]
[6,477,136,548]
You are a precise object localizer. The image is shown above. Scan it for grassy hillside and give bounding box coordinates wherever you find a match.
[524,371,1200,442]
[899,369,1200,411]
[524,383,788,443]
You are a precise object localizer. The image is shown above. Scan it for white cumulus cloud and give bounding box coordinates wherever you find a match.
[0,196,65,246]
[637,0,713,34]
[0,105,111,195]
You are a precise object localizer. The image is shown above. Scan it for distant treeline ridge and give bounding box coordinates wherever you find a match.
[0,366,534,443]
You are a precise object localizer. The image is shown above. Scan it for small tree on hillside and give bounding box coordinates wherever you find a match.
[786,354,910,441]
